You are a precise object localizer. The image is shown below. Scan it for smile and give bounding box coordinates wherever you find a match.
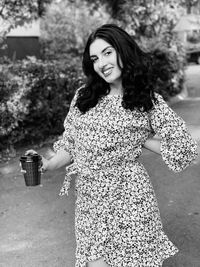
[102,67,113,77]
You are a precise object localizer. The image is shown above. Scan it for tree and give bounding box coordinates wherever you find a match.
[40,0,111,59]
[83,0,123,18]
[0,0,52,35]
[110,1,184,38]
[179,0,200,14]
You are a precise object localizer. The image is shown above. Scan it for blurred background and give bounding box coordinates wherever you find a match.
[0,0,200,160]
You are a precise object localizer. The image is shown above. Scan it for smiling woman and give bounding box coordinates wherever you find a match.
[24,24,199,267]
[89,39,123,95]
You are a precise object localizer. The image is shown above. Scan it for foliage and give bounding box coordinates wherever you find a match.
[0,64,30,150]
[40,0,111,59]
[0,57,85,150]
[179,0,200,14]
[0,0,52,34]
[149,42,186,99]
[84,0,200,17]
[114,1,184,38]
[187,31,200,43]
[137,31,187,99]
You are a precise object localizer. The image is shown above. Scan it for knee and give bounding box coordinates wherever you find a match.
[87,257,109,267]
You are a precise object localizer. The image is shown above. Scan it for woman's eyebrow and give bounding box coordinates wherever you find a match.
[90,46,113,58]
[101,45,112,53]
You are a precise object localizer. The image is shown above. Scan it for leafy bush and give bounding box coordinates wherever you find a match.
[0,56,85,150]
[0,64,31,149]
[140,35,187,99]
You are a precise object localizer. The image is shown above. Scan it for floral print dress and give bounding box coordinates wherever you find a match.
[54,90,197,267]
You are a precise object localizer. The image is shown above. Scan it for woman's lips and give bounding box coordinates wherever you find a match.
[102,67,113,77]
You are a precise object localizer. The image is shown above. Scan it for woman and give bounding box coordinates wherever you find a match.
[26,24,198,267]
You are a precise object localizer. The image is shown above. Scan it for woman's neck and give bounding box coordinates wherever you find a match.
[109,83,123,96]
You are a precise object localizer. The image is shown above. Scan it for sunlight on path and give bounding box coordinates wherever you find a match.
[0,241,33,252]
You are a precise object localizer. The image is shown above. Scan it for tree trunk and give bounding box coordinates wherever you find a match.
[186,0,192,14]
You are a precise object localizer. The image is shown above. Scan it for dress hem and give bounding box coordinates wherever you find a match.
[77,246,179,267]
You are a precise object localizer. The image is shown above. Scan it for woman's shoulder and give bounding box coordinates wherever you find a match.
[153,92,163,100]
[151,92,168,106]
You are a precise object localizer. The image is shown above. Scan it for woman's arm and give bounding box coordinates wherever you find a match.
[144,125,200,156]
[187,125,200,142]
[43,149,72,171]
[143,135,161,155]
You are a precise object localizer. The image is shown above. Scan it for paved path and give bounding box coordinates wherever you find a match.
[185,64,200,98]
[0,65,200,267]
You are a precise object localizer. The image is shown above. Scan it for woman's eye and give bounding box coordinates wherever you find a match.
[91,58,98,63]
[105,50,112,56]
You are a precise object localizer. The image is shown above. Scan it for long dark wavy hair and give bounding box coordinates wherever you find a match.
[75,24,157,113]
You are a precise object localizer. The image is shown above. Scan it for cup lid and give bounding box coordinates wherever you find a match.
[20,153,41,162]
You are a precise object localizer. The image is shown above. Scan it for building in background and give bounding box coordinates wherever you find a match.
[173,15,200,64]
[0,20,41,60]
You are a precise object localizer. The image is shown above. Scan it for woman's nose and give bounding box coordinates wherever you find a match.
[98,57,106,69]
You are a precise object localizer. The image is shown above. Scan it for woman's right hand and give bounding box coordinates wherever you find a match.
[24,149,49,173]
[23,148,72,172]
[40,155,49,173]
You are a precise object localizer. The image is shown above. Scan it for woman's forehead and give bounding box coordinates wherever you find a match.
[89,38,113,56]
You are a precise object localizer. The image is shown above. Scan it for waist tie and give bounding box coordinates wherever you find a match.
[59,158,139,196]
[59,162,79,196]
[59,161,95,196]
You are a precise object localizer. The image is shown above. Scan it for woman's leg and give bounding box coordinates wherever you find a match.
[87,257,109,267]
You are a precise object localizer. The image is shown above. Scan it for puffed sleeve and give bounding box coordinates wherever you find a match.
[53,89,79,158]
[149,93,198,172]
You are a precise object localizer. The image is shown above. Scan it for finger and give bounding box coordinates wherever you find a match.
[38,155,44,168]
[25,149,37,155]
[40,166,46,174]
[40,155,45,162]
[21,169,27,173]
[25,149,38,155]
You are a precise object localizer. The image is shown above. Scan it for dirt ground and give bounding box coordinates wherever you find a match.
[0,65,200,267]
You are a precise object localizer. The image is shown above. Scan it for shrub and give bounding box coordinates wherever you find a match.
[138,33,187,100]
[0,64,31,149]
[0,56,85,151]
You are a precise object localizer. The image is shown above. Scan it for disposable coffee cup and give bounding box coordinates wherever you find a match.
[20,153,42,186]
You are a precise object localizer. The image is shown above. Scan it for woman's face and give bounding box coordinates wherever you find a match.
[89,38,122,86]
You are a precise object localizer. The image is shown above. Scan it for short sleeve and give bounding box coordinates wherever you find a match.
[53,88,80,157]
[149,93,198,172]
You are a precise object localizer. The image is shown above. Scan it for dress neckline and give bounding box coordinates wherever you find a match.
[105,94,122,97]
